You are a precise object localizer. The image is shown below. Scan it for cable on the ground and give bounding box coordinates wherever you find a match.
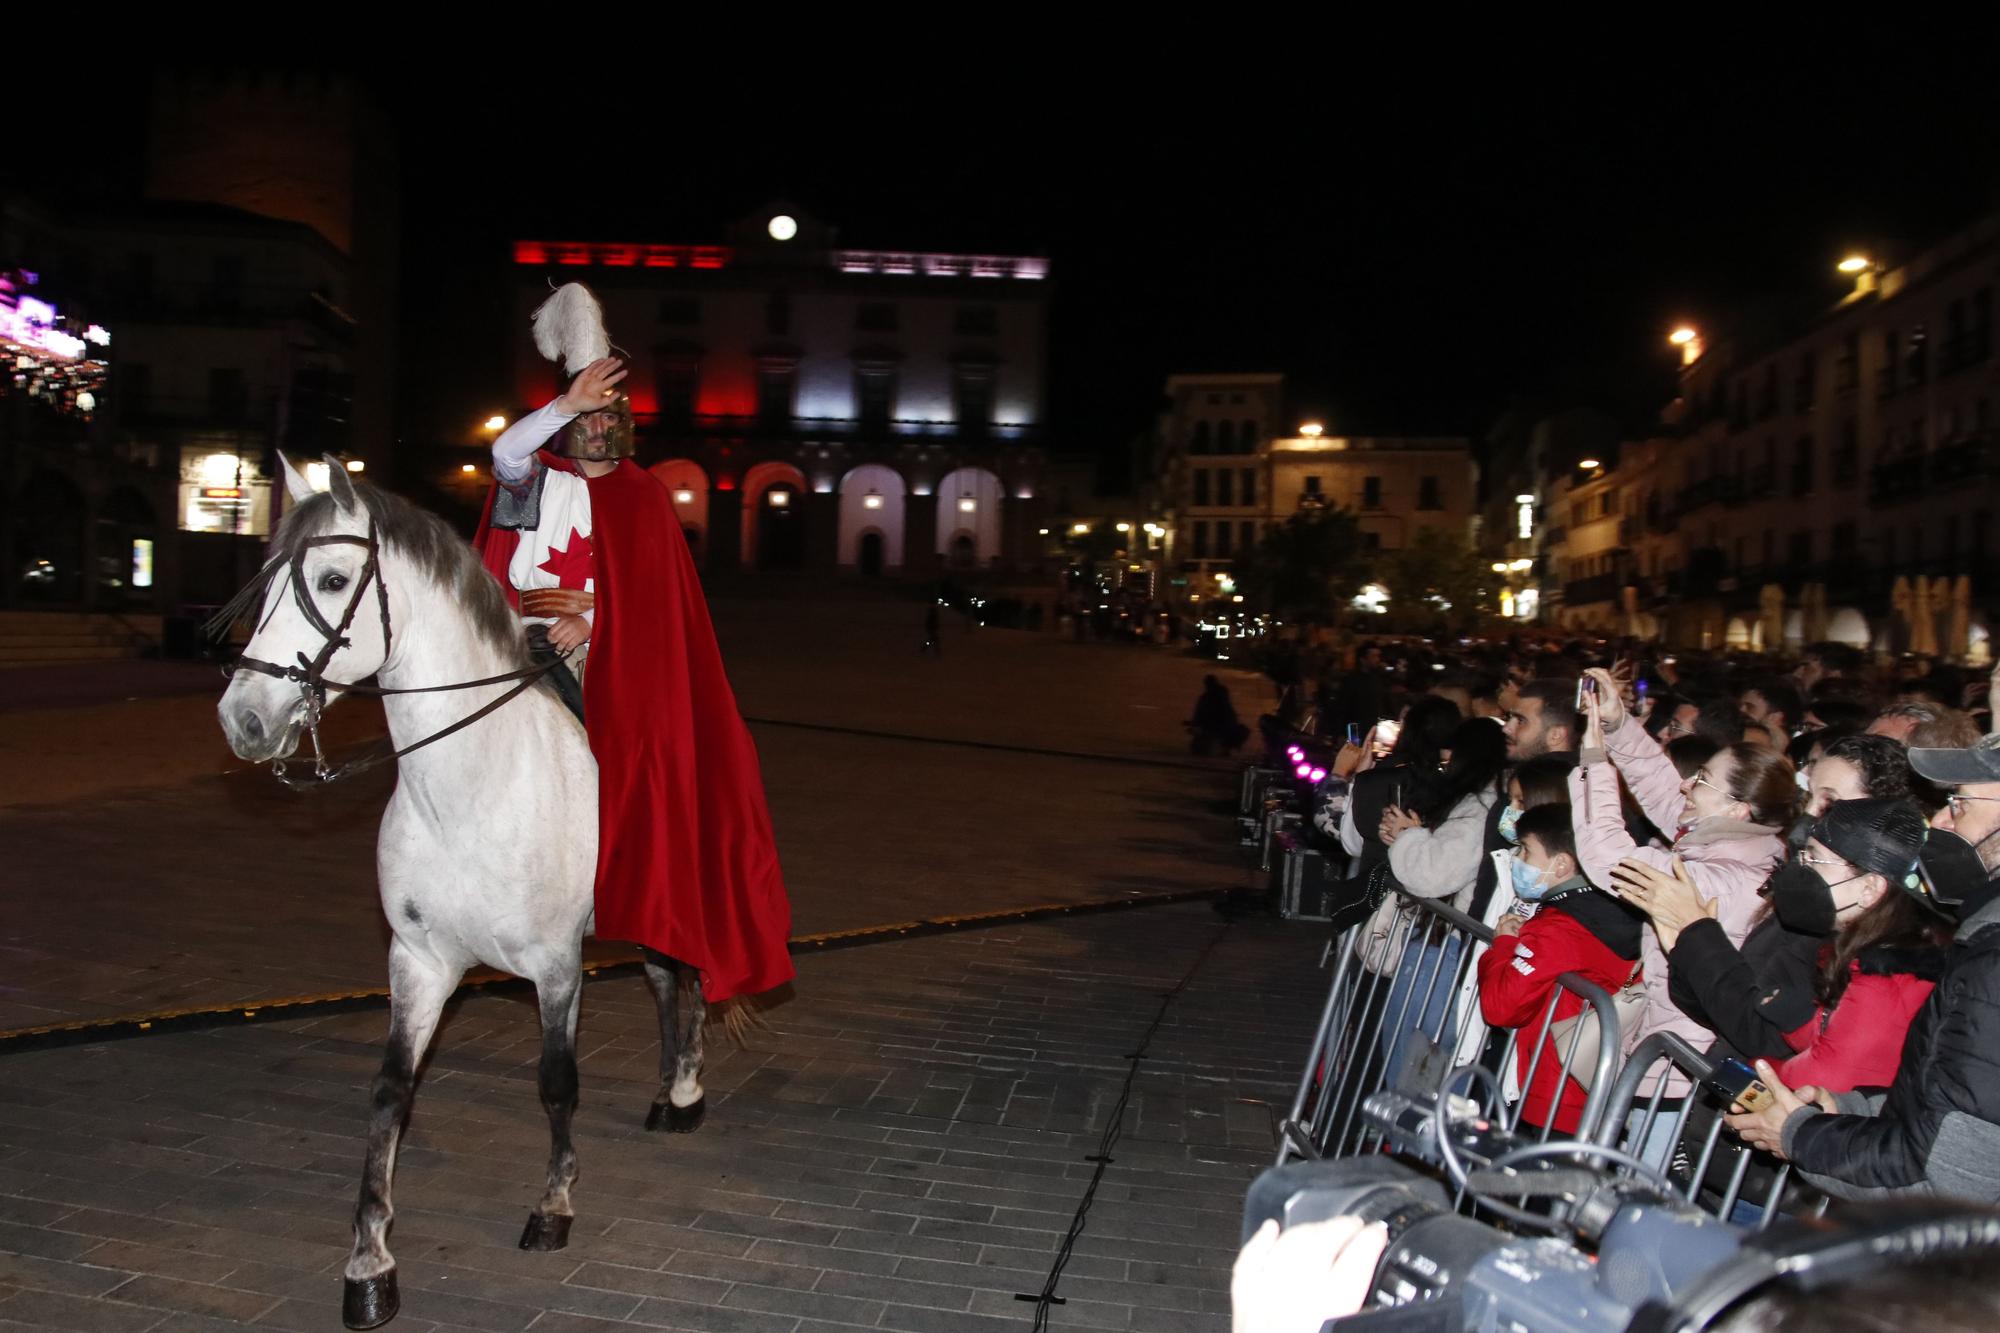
[1019,920,1232,1330]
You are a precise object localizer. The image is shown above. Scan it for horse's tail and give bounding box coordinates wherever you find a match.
[708,994,776,1049]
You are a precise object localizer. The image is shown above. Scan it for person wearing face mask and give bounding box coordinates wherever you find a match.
[1622,799,1945,1091]
[1569,668,1796,1102]
[1725,732,2000,1204]
[1477,804,1646,1133]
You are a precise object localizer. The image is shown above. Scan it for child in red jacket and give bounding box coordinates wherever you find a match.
[1478,804,1647,1134]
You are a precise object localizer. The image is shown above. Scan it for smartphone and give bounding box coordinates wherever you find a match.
[1635,679,1650,701]
[1346,722,1363,747]
[1709,1057,1775,1113]
[1574,676,1598,712]
[1375,718,1401,749]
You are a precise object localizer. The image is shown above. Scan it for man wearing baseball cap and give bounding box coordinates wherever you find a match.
[1724,733,2000,1202]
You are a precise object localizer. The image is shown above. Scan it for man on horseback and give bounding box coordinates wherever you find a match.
[475,282,796,1107]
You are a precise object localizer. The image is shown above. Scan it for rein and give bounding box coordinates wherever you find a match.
[226,519,569,787]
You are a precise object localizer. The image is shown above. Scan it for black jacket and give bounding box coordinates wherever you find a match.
[1667,912,1825,1065]
[1783,883,2000,1200]
[1349,762,1445,886]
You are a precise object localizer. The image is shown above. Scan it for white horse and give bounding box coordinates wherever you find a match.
[217,457,709,1330]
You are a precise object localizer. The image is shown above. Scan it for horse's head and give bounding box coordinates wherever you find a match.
[219,456,391,762]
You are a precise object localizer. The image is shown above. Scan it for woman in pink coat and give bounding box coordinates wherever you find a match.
[1567,668,1797,1094]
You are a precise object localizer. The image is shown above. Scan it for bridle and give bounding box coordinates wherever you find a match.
[227,519,567,787]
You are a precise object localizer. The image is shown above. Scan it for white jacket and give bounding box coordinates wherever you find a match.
[1386,789,1499,914]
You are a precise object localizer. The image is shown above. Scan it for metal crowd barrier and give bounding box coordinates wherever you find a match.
[1275,891,1623,1169]
[1589,1032,1809,1231]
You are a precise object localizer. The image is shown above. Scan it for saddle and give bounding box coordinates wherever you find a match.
[520,588,595,618]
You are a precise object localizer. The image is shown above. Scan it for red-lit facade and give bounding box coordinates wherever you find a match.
[507,209,1053,577]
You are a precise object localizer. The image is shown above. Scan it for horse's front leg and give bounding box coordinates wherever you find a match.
[343,942,459,1330]
[519,969,582,1250]
[641,948,706,1133]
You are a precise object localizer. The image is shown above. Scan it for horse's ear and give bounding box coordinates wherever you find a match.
[278,453,316,502]
[324,453,358,513]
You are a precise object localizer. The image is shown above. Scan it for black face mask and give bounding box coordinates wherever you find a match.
[1770,861,1854,936]
[1918,827,1997,913]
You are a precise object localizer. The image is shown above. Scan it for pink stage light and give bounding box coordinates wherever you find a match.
[1294,763,1313,779]
[1309,768,1328,783]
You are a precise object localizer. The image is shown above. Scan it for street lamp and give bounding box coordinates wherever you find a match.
[345,460,366,473]
[1491,562,1509,573]
[460,463,477,474]
[483,414,508,432]
[1510,559,1533,572]
[1579,457,1602,471]
[1669,326,1703,366]
[1115,522,1131,533]
[1071,522,1090,535]
[1299,421,1324,438]
[1837,255,1872,274]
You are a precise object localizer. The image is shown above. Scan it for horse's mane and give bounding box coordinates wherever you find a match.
[210,485,527,667]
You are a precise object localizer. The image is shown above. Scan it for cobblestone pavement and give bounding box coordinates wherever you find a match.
[0,904,1325,1331]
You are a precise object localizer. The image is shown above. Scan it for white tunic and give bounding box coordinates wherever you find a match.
[492,400,595,626]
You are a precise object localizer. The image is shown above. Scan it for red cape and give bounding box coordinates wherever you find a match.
[474,455,794,1003]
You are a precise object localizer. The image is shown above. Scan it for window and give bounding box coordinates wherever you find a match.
[1304,474,1322,495]
[1206,393,1222,406]
[1363,476,1382,510]
[208,368,247,423]
[1216,469,1234,507]
[118,362,151,420]
[1193,521,1210,558]
[1212,420,1235,452]
[658,355,698,424]
[1906,325,1929,385]
[756,362,795,426]
[1193,469,1211,506]
[659,296,701,325]
[1191,420,1211,454]
[1793,353,1815,411]
[1418,476,1442,510]
[1240,521,1256,551]
[856,368,895,432]
[1788,531,1813,566]
[212,254,245,310]
[1240,468,1257,506]
[1229,392,1245,405]
[1215,522,1233,556]
[953,368,992,434]
[1790,436,1814,495]
[1762,530,1775,567]
[1361,531,1382,552]
[1238,419,1256,452]
[954,305,997,337]
[1834,419,1859,487]
[766,292,791,337]
[855,302,898,333]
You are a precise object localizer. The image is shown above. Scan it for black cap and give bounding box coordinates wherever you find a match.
[1809,797,1929,884]
[1910,733,2000,786]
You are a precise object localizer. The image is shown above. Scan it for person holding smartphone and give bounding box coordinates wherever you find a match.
[1569,667,1795,1143]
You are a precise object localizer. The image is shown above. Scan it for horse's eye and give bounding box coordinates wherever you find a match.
[319,572,350,593]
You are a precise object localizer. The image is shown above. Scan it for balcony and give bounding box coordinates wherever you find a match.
[1561,572,1622,606]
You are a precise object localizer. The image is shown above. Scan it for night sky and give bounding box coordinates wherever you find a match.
[30,60,2000,482]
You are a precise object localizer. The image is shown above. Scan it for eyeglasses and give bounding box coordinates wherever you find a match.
[1664,720,1695,737]
[1945,794,2000,818]
[1690,771,1726,795]
[1796,850,1854,872]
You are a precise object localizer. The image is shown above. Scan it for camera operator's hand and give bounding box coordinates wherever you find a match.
[1233,1216,1389,1333]
[1585,667,1626,735]
[1333,742,1366,779]
[1722,1059,1820,1158]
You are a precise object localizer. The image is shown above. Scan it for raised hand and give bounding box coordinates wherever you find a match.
[1585,666,1626,734]
[557,358,628,415]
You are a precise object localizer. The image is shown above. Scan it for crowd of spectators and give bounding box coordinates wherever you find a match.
[1276,634,2000,1206]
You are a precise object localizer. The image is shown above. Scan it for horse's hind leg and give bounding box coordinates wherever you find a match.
[519,970,582,1251]
[641,948,706,1133]
[343,943,459,1330]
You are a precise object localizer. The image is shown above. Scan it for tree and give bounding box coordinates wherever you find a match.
[1378,526,1495,636]
[1234,506,1370,624]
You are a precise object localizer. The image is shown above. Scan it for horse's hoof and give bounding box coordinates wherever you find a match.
[645,1095,705,1133]
[342,1269,399,1329]
[519,1211,573,1251]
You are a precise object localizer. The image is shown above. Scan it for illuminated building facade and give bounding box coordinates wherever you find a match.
[1536,212,1999,655]
[1148,372,1477,606]
[506,210,1051,576]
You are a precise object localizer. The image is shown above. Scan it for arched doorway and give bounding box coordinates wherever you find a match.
[647,460,709,567]
[757,483,805,570]
[838,463,907,570]
[934,466,1002,565]
[859,531,885,577]
[13,471,86,604]
[97,486,157,602]
[740,461,810,569]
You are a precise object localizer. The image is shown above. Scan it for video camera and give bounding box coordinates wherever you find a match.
[1244,1083,2000,1332]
